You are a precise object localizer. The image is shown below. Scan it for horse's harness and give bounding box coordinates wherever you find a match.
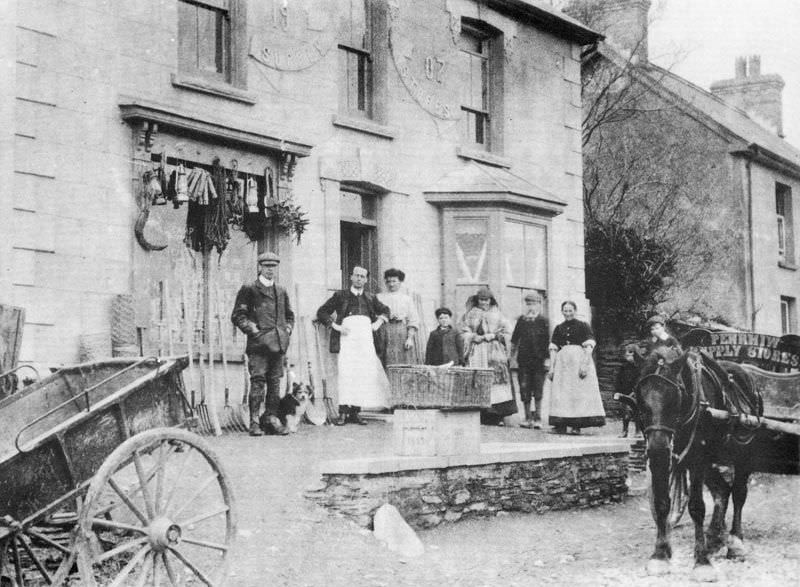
[636,353,709,465]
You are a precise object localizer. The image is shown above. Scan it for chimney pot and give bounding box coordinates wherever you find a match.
[735,56,746,78]
[749,55,761,77]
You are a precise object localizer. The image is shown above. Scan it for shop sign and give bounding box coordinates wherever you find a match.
[688,330,800,370]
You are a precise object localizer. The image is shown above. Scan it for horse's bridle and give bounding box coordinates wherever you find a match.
[636,355,706,464]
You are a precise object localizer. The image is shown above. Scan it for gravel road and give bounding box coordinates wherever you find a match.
[211,420,799,587]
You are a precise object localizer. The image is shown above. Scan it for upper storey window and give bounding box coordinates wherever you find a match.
[178,0,247,88]
[339,0,373,118]
[776,182,794,266]
[458,19,503,153]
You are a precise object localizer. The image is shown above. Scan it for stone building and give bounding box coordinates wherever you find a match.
[0,1,597,381]
[566,0,800,336]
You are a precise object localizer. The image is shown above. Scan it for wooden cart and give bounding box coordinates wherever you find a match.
[0,357,236,586]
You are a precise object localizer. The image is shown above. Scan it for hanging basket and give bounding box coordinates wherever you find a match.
[387,365,493,409]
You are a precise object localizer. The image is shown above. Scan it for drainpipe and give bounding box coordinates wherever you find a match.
[745,157,756,331]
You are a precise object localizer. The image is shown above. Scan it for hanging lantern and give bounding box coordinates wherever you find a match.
[176,164,189,203]
[246,177,259,213]
[145,170,166,205]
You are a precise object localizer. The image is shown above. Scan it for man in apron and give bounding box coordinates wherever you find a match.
[317,266,390,425]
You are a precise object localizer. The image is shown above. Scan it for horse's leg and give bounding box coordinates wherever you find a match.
[727,467,751,560]
[646,447,672,576]
[688,464,720,582]
[705,465,731,553]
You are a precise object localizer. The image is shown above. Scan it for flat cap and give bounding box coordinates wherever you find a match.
[524,292,542,302]
[257,251,280,265]
[646,315,665,327]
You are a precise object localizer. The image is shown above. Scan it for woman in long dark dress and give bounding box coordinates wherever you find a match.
[459,287,517,425]
[546,300,605,434]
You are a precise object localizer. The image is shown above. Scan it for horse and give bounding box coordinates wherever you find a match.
[620,346,762,580]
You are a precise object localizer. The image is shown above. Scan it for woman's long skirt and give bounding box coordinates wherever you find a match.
[383,321,420,365]
[467,340,517,423]
[546,345,605,428]
[337,315,389,409]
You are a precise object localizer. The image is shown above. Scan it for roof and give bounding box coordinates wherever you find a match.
[488,0,602,45]
[424,161,567,215]
[594,43,800,173]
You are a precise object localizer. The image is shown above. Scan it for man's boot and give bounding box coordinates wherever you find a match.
[533,398,543,429]
[333,405,348,426]
[348,406,368,425]
[248,394,264,436]
[267,415,290,436]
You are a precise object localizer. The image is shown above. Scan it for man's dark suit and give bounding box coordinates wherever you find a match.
[231,279,294,429]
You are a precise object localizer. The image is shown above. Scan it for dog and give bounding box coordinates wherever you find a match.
[278,382,312,433]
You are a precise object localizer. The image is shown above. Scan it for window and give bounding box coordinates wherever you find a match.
[503,220,548,317]
[457,19,503,152]
[781,296,797,335]
[178,0,247,88]
[776,182,794,265]
[339,0,372,118]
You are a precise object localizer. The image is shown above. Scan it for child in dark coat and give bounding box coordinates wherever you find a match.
[425,308,465,365]
[616,343,641,437]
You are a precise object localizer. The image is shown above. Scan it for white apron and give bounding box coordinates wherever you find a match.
[337,315,389,409]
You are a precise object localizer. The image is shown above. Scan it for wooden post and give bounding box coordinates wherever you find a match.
[203,250,222,436]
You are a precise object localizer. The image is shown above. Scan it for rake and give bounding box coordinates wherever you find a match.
[217,287,247,432]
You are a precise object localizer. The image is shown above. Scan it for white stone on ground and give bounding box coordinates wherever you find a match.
[373,504,425,558]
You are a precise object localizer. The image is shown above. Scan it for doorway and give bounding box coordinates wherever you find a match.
[340,221,378,292]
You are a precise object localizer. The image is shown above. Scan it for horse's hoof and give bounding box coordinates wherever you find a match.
[646,558,670,576]
[726,536,746,560]
[691,563,720,583]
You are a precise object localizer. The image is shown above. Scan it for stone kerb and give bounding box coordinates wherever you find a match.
[306,440,632,529]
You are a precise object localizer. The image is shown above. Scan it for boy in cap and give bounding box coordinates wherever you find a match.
[646,315,681,354]
[424,307,465,365]
[231,251,295,436]
[510,292,549,429]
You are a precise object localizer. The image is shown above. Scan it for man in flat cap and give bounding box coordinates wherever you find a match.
[510,292,549,429]
[231,251,294,436]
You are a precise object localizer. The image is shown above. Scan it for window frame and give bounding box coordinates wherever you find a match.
[338,0,374,119]
[780,296,796,335]
[776,182,795,266]
[458,18,504,154]
[177,0,248,91]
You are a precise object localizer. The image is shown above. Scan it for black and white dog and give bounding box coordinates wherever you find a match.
[277,382,312,433]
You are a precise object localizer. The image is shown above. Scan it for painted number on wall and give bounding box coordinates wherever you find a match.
[273,1,289,31]
[424,56,447,84]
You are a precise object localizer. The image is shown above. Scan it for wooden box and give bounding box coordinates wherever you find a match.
[393,409,480,457]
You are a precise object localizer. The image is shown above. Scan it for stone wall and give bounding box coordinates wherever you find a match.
[306,452,628,529]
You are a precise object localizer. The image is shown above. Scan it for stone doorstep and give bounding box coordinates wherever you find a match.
[318,439,636,475]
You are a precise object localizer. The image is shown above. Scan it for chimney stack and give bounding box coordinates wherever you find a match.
[711,55,785,137]
[564,0,651,62]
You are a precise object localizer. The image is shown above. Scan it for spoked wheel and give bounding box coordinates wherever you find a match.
[1,511,78,586]
[668,467,689,527]
[57,428,235,586]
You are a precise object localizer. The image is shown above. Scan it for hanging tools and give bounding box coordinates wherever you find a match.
[313,320,338,423]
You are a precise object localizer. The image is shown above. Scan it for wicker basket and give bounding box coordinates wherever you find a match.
[387,365,493,409]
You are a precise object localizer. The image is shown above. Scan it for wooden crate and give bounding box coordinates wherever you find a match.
[393,409,480,457]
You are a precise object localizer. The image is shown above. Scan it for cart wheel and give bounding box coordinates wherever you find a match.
[1,511,78,586]
[59,428,235,586]
[668,468,689,527]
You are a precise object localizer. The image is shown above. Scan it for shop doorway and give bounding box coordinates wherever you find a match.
[340,221,378,292]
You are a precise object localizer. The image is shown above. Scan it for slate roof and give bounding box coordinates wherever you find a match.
[596,43,800,172]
